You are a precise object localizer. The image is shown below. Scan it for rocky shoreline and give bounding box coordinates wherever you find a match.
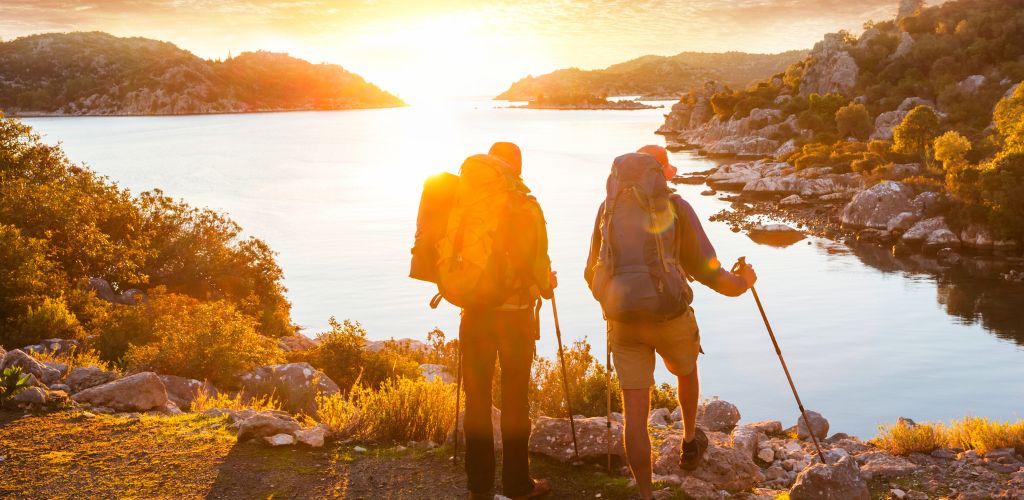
[509,100,661,110]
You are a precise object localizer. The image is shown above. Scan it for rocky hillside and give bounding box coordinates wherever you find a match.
[658,0,1024,261]
[0,32,405,115]
[496,51,806,101]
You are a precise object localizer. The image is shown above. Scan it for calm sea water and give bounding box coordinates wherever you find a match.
[23,100,1024,438]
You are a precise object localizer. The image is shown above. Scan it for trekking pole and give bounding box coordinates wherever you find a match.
[734,257,828,465]
[550,293,581,463]
[605,330,613,473]
[452,346,463,465]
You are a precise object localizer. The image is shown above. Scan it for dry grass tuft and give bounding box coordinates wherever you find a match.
[190,385,282,414]
[317,377,457,444]
[32,346,119,374]
[872,416,1024,456]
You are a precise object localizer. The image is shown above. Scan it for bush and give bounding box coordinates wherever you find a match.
[124,296,283,388]
[979,151,1024,241]
[307,317,423,392]
[893,105,941,160]
[0,224,64,348]
[191,385,282,414]
[531,338,621,418]
[317,377,457,444]
[994,80,1024,151]
[873,416,1024,456]
[835,103,873,140]
[650,383,678,411]
[10,296,85,347]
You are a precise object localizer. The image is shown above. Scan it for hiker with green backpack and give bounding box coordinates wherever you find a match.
[410,142,555,500]
[585,145,757,500]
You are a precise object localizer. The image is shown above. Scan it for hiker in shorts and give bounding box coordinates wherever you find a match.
[460,142,557,500]
[584,145,756,500]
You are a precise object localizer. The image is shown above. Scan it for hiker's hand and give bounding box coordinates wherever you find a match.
[549,271,559,290]
[736,262,757,289]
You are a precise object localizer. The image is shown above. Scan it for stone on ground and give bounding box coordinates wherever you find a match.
[698,399,741,432]
[654,432,763,491]
[236,411,301,443]
[12,387,47,405]
[789,455,869,500]
[797,410,829,440]
[649,407,671,427]
[264,433,296,446]
[159,375,216,410]
[66,366,120,393]
[729,425,762,460]
[295,424,330,447]
[855,450,920,479]
[71,372,168,412]
[529,416,625,463]
[841,181,915,229]
[1,349,62,386]
[240,362,340,417]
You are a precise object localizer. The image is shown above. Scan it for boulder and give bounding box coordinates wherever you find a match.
[911,191,942,214]
[71,372,168,412]
[871,110,905,140]
[529,416,625,463]
[893,32,915,58]
[12,386,47,405]
[886,212,921,233]
[698,399,741,432]
[42,361,69,378]
[22,339,81,357]
[958,75,987,94]
[677,476,720,500]
[730,425,762,460]
[277,335,318,352]
[856,229,891,244]
[775,139,798,159]
[654,433,764,491]
[159,375,216,410]
[706,163,766,190]
[419,363,454,383]
[746,420,783,435]
[855,451,920,479]
[240,362,340,417]
[780,195,804,206]
[789,455,869,500]
[841,181,915,229]
[649,407,671,427]
[797,411,829,441]
[902,217,955,248]
[924,228,960,253]
[236,411,301,442]
[66,366,120,394]
[1,349,62,386]
[748,224,806,247]
[89,277,145,305]
[295,424,330,448]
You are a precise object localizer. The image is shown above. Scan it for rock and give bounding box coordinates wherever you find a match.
[799,34,858,96]
[529,416,625,463]
[698,399,741,432]
[789,455,869,500]
[893,32,915,58]
[706,137,780,157]
[295,424,330,447]
[841,181,915,229]
[730,425,762,460]
[66,366,120,394]
[911,191,942,214]
[797,411,829,441]
[758,447,777,463]
[264,433,295,446]
[610,412,624,424]
[654,433,763,491]
[670,406,682,422]
[930,448,956,459]
[277,334,318,352]
[677,476,720,500]
[780,195,804,206]
[747,420,783,435]
[958,75,987,94]
[775,139,798,159]
[89,277,145,305]
[649,407,671,427]
[240,362,340,417]
[150,401,184,416]
[855,451,920,479]
[924,229,960,253]
[49,383,71,393]
[902,217,957,250]
[236,411,301,442]
[748,224,806,247]
[419,363,453,383]
[700,189,717,196]
[856,228,891,244]
[71,372,168,412]
[159,375,216,410]
[887,212,921,233]
[22,338,81,357]
[871,110,905,140]
[0,349,62,386]
[364,338,428,353]
[887,163,922,180]
[12,386,47,405]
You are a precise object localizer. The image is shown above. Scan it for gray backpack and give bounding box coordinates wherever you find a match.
[588,153,692,322]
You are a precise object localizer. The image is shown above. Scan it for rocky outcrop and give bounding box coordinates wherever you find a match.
[529,416,625,463]
[957,75,987,94]
[240,362,340,417]
[901,217,962,253]
[277,335,318,352]
[897,0,924,22]
[71,372,168,412]
[1,349,62,386]
[159,375,216,410]
[799,33,858,97]
[21,338,81,356]
[790,456,870,500]
[655,433,764,491]
[840,181,916,229]
[893,32,915,59]
[89,277,145,305]
[870,97,935,140]
[66,366,120,393]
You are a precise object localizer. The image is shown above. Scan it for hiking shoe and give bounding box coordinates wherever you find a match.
[511,478,551,499]
[680,428,708,471]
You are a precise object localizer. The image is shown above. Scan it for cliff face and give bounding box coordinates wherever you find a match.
[797,33,859,97]
[0,32,405,115]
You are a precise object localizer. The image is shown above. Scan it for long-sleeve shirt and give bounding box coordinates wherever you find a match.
[585,194,738,295]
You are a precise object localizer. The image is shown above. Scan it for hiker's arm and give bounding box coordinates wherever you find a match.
[532,202,555,299]
[583,203,604,287]
[675,197,751,297]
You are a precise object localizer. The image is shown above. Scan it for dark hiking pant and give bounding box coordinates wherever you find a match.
[459,307,537,497]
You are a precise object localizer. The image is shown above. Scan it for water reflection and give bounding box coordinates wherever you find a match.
[838,241,1024,346]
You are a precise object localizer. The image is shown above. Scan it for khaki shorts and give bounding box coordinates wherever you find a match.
[609,307,701,390]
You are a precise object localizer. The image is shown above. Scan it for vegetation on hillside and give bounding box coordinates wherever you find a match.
[0,32,405,115]
[497,50,806,102]
[700,0,1024,240]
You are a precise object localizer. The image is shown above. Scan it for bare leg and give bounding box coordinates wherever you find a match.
[677,364,700,442]
[622,388,652,500]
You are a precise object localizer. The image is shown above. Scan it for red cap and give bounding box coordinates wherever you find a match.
[637,145,677,180]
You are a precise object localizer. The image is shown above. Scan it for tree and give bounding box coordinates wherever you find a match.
[835,103,873,140]
[980,151,1024,242]
[893,105,940,160]
[994,82,1024,152]
[933,131,972,170]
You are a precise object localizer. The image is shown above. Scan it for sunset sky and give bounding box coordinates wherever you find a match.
[0,1,938,101]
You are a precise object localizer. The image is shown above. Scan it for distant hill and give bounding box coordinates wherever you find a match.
[496,51,807,101]
[0,32,405,116]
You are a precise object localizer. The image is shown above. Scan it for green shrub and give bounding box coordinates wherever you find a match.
[893,105,941,161]
[124,296,283,388]
[835,103,873,140]
[10,296,85,347]
[306,317,423,392]
[0,366,30,402]
[980,151,1024,241]
[531,338,621,418]
[318,377,457,444]
[0,224,65,348]
[650,383,678,411]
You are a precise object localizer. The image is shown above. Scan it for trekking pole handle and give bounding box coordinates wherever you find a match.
[731,256,747,274]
